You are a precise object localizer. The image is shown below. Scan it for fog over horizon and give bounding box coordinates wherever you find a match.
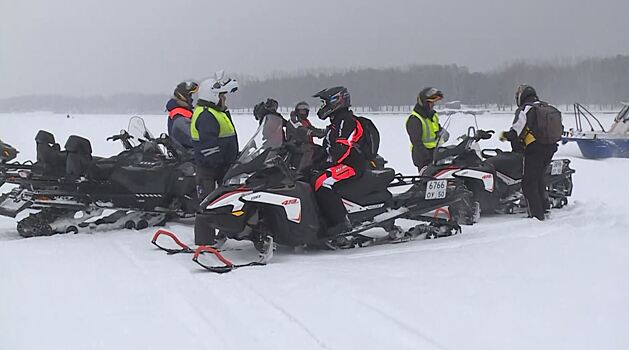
[1,0,628,98]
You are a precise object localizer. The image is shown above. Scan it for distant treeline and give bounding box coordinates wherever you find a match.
[1,55,628,114]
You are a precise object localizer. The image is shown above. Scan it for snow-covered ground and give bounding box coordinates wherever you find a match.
[1,111,628,350]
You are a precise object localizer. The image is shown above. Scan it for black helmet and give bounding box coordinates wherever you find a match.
[174,81,199,104]
[417,87,444,107]
[294,101,310,120]
[253,98,279,121]
[515,84,538,107]
[313,86,351,120]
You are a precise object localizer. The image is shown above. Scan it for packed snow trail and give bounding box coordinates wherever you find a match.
[1,112,628,350]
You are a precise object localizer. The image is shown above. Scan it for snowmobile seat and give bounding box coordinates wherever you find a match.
[86,159,117,181]
[35,130,66,176]
[484,151,523,180]
[337,168,395,205]
[65,135,93,179]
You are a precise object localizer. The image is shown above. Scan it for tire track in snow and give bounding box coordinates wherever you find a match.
[233,277,333,350]
[358,300,452,350]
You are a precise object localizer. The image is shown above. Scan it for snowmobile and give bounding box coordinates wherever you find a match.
[421,126,575,215]
[0,117,198,237]
[168,116,476,272]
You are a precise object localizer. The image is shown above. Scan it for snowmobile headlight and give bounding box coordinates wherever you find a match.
[225,172,252,186]
[18,170,30,178]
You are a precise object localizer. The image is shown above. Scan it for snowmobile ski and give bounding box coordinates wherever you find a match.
[191,236,273,274]
[151,229,195,254]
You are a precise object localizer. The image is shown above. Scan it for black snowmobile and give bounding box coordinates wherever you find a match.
[421,126,575,215]
[175,116,476,272]
[0,117,197,237]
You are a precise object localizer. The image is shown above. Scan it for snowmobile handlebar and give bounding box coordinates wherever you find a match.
[474,129,495,141]
[106,131,134,142]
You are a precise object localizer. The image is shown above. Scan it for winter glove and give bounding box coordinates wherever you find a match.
[308,127,327,138]
[499,130,516,142]
[253,102,266,121]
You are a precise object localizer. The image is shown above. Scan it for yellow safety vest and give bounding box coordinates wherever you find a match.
[408,110,440,149]
[191,106,236,141]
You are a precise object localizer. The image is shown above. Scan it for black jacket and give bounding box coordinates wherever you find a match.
[192,100,239,169]
[321,108,368,172]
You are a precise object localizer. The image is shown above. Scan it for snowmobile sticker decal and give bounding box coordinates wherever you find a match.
[342,199,385,213]
[241,192,302,223]
[454,169,495,192]
[206,190,252,211]
[495,172,521,186]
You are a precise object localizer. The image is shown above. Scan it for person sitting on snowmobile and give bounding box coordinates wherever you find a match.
[312,86,369,237]
[191,72,239,202]
[166,81,198,149]
[406,87,446,173]
[253,98,287,148]
[286,101,327,144]
[499,84,562,221]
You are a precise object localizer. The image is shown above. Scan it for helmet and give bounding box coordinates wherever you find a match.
[197,71,239,104]
[417,87,444,107]
[515,84,538,107]
[312,86,351,120]
[253,98,279,121]
[294,101,310,120]
[174,81,199,104]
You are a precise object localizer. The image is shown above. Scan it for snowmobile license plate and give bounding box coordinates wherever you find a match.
[425,180,447,200]
[550,160,563,175]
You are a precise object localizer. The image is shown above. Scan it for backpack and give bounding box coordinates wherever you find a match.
[532,102,563,144]
[355,116,380,160]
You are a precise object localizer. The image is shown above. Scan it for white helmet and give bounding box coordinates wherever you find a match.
[197,70,239,104]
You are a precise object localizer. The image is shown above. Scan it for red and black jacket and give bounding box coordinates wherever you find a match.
[322,108,368,173]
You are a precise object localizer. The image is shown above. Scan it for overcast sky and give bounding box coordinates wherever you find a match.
[1,0,628,98]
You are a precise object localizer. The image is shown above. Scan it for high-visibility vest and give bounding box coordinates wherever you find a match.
[408,110,440,149]
[191,106,236,141]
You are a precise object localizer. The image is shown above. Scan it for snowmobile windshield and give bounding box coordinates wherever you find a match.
[236,115,284,165]
[614,105,629,124]
[128,116,155,145]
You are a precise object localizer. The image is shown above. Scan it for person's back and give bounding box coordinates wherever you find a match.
[500,84,560,221]
[166,82,198,149]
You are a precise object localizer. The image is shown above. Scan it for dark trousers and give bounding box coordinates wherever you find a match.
[522,142,557,220]
[195,166,226,200]
[194,166,227,246]
[314,164,359,229]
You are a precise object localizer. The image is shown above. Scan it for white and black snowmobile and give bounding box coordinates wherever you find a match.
[421,127,575,215]
[159,116,476,273]
[0,117,198,237]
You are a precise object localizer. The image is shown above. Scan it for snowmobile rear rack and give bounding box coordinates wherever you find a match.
[389,174,434,187]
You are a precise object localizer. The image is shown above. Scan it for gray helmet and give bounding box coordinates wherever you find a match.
[417,87,444,107]
[515,84,538,107]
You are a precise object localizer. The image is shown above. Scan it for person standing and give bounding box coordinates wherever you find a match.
[191,73,239,200]
[406,87,445,173]
[500,84,563,221]
[166,81,198,148]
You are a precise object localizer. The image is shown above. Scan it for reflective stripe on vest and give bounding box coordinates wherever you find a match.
[168,107,193,119]
[408,110,440,149]
[191,106,236,141]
